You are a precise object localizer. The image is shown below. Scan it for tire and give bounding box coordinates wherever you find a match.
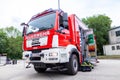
[34,66,47,73]
[67,54,78,75]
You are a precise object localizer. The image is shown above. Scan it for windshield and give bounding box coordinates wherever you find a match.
[26,13,56,34]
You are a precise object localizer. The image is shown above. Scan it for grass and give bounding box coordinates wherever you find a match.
[98,55,120,59]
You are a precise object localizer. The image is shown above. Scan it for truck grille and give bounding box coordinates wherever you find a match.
[32,38,40,46]
[30,57,41,61]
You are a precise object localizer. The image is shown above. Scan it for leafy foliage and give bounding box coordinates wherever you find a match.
[82,14,112,55]
[4,26,21,38]
[7,36,23,59]
[0,29,8,54]
[0,27,22,59]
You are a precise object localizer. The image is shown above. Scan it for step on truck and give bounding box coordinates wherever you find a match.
[21,9,97,75]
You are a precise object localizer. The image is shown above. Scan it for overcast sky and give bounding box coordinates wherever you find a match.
[0,0,120,31]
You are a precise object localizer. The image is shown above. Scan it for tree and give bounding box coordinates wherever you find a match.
[82,14,112,55]
[7,36,23,59]
[0,29,8,54]
[4,26,21,38]
[3,27,23,59]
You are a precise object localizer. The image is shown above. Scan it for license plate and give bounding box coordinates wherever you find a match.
[32,53,39,57]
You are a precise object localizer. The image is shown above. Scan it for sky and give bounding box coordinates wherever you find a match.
[0,0,120,31]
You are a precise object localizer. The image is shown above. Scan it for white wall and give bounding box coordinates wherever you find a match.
[103,43,120,55]
[0,56,7,64]
[109,27,120,44]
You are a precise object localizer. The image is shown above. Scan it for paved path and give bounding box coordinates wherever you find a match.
[0,59,120,80]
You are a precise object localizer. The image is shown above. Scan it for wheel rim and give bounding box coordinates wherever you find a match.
[73,59,78,72]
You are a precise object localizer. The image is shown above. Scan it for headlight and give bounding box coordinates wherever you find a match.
[49,52,58,56]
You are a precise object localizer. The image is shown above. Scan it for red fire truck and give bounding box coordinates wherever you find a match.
[22,9,97,75]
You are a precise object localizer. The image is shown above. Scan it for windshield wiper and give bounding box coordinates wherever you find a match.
[27,25,53,35]
[39,26,51,31]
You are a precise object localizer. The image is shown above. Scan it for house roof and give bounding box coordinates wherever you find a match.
[109,26,120,31]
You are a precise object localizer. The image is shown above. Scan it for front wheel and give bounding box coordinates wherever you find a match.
[67,54,78,75]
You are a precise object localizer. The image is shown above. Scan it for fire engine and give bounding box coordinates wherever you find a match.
[22,9,97,75]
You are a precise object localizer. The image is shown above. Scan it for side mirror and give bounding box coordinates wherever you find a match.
[21,22,27,37]
[62,13,68,28]
[22,27,26,37]
[21,22,28,26]
[21,23,25,26]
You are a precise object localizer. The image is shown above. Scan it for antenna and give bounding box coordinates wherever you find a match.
[58,0,60,10]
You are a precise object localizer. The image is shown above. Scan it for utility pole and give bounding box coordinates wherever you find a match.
[58,0,60,10]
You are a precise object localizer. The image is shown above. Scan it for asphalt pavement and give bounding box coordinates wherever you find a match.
[0,59,120,80]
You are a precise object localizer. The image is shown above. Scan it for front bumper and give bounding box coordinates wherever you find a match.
[23,47,69,64]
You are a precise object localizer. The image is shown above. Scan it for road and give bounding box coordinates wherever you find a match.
[0,59,120,80]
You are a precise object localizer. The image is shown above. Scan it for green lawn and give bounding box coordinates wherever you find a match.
[98,55,120,59]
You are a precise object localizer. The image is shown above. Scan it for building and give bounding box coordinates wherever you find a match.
[103,26,120,55]
[109,26,120,44]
